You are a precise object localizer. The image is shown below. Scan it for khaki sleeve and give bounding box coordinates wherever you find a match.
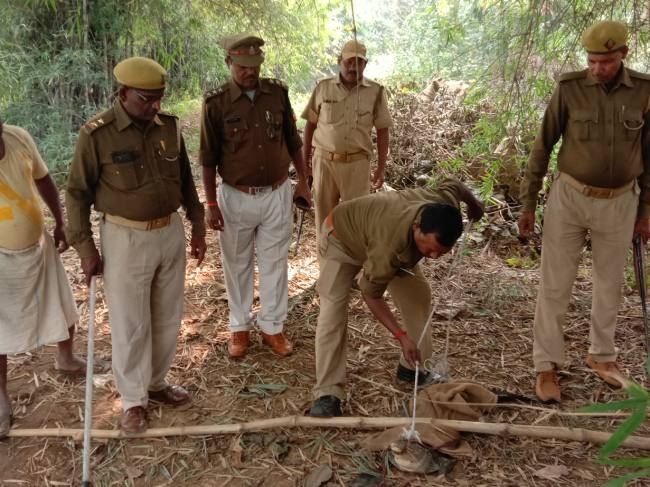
[301,85,320,124]
[199,99,223,168]
[179,134,206,236]
[519,85,565,212]
[373,86,392,130]
[65,129,100,258]
[429,178,463,208]
[359,249,398,298]
[639,100,650,218]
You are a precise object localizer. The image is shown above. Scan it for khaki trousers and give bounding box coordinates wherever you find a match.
[314,223,432,400]
[218,179,293,334]
[101,213,186,410]
[533,175,638,372]
[312,150,370,244]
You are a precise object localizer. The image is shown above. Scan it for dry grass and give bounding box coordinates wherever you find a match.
[2,104,649,486]
[2,207,649,486]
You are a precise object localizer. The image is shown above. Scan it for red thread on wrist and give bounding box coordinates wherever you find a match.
[393,330,407,340]
[206,201,218,207]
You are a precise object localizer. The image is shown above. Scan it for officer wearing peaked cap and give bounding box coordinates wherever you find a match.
[519,21,650,402]
[301,39,392,248]
[200,35,312,359]
[66,56,207,434]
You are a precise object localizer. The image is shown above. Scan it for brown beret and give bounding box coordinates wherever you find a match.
[581,21,628,54]
[220,34,265,67]
[113,57,166,90]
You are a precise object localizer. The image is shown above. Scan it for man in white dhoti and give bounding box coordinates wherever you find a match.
[0,120,83,438]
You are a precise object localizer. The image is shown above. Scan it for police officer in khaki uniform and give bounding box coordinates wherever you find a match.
[519,21,650,402]
[66,57,207,433]
[200,35,312,359]
[309,179,484,417]
[302,40,392,245]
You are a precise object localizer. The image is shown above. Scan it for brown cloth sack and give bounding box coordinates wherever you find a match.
[363,382,496,457]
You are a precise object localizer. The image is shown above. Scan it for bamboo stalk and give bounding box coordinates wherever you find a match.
[6,416,650,449]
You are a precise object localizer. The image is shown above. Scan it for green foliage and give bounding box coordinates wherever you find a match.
[0,0,344,173]
[579,367,650,485]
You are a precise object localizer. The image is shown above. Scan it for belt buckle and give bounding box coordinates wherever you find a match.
[147,216,168,230]
[250,186,271,195]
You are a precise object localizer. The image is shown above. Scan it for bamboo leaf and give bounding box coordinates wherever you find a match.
[578,399,645,413]
[602,478,626,487]
[624,382,649,401]
[599,457,650,468]
[600,409,647,458]
[603,467,650,487]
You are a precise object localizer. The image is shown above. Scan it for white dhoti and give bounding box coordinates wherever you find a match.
[218,178,293,334]
[0,232,77,355]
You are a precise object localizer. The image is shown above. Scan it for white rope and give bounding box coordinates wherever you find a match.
[402,220,473,442]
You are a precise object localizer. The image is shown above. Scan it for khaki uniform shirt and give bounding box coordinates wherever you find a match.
[331,179,462,298]
[65,101,206,258]
[301,76,392,155]
[0,125,49,250]
[199,78,302,186]
[521,66,650,217]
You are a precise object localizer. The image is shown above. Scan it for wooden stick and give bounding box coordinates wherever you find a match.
[7,416,650,449]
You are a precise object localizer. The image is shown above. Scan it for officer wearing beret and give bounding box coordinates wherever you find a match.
[66,56,207,433]
[302,40,392,246]
[519,21,650,402]
[200,35,312,359]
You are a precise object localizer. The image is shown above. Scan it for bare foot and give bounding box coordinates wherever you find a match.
[55,354,86,373]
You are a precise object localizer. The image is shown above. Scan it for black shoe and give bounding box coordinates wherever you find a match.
[396,364,444,387]
[309,395,342,417]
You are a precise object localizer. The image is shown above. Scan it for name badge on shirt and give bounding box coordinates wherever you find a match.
[111,150,138,164]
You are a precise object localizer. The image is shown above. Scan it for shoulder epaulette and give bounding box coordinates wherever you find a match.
[266,78,288,90]
[204,83,228,100]
[558,70,588,82]
[157,110,178,120]
[82,110,114,134]
[627,69,650,81]
[317,76,336,84]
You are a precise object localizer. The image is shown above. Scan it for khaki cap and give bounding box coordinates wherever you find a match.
[581,20,628,53]
[220,34,265,67]
[113,57,166,90]
[341,40,367,61]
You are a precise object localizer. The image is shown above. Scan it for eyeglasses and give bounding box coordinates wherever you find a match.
[134,90,164,104]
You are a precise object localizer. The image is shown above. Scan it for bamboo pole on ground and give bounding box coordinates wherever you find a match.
[6,416,650,449]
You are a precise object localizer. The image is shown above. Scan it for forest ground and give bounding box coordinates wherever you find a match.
[1,114,649,487]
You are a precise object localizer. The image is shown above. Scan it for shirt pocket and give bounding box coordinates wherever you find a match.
[225,119,248,153]
[101,150,142,190]
[265,110,284,142]
[357,110,373,128]
[620,106,645,141]
[570,109,598,141]
[156,139,181,182]
[321,101,344,124]
[159,150,180,181]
